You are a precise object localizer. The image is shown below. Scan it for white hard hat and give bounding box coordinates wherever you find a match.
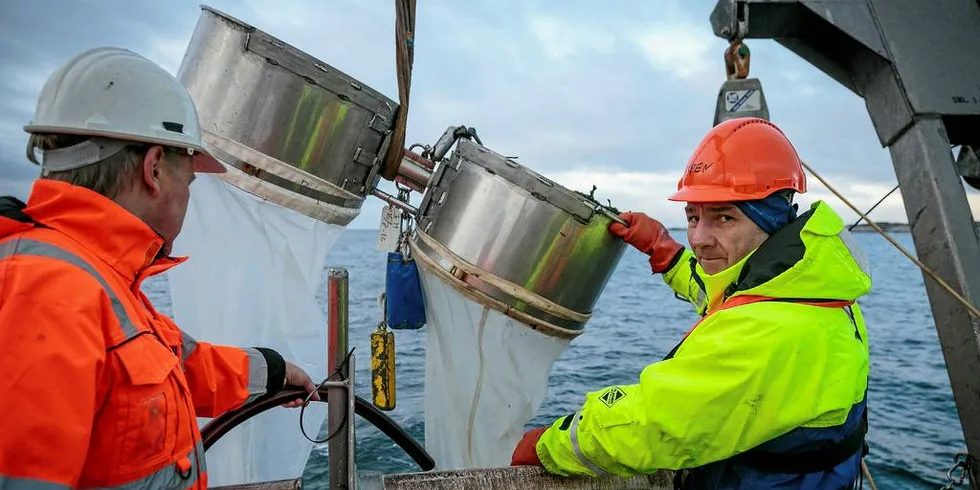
[24,46,224,174]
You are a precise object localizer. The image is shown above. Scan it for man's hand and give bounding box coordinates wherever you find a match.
[511,426,548,466]
[281,361,320,408]
[609,212,684,273]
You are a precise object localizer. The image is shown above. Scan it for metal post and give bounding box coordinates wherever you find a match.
[327,268,350,490]
[328,268,350,374]
[884,117,980,485]
[346,353,358,489]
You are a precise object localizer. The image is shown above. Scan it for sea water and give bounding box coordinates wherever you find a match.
[146,230,966,489]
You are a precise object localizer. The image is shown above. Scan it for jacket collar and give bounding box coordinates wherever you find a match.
[694,201,871,312]
[23,180,185,283]
[696,246,755,313]
[696,208,817,312]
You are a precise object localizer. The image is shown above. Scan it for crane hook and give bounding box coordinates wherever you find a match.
[724,39,751,80]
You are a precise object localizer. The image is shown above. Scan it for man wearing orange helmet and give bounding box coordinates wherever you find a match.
[512,117,872,490]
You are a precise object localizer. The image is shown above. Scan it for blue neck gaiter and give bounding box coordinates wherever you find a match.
[733,191,799,235]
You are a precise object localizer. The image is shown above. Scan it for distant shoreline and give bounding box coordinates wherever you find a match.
[843,223,912,233]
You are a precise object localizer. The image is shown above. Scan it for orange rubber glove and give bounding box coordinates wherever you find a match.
[609,212,685,273]
[511,426,548,466]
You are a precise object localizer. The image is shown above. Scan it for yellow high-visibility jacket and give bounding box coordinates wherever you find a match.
[535,201,872,489]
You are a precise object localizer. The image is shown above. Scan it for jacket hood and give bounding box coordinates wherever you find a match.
[698,200,872,310]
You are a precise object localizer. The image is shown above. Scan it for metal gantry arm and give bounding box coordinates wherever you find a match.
[710,0,980,486]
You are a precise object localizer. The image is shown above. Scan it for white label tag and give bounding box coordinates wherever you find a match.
[377,205,401,252]
[724,88,762,112]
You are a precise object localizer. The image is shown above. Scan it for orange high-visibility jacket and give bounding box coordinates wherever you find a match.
[0,180,288,489]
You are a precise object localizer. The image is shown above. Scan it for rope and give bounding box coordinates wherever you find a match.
[848,184,899,232]
[413,229,592,324]
[800,160,980,319]
[861,460,879,490]
[382,0,417,180]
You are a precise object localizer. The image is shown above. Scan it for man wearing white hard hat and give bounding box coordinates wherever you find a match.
[0,47,318,490]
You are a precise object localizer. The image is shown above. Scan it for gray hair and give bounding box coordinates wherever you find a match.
[26,134,175,199]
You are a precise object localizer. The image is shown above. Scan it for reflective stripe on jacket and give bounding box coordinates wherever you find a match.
[0,180,285,490]
[535,201,872,490]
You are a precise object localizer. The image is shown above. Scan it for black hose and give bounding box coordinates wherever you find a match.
[200,386,435,471]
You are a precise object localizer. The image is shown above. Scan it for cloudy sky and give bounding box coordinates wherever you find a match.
[1,0,977,229]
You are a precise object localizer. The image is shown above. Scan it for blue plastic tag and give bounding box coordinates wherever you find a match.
[385,252,426,330]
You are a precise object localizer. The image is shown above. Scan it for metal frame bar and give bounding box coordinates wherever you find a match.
[885,117,980,486]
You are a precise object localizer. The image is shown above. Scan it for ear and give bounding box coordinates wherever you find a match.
[141,146,166,197]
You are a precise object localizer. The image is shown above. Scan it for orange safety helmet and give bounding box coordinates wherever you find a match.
[668,117,806,202]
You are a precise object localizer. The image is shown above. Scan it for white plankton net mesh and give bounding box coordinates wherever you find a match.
[418,267,571,469]
[166,174,344,486]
